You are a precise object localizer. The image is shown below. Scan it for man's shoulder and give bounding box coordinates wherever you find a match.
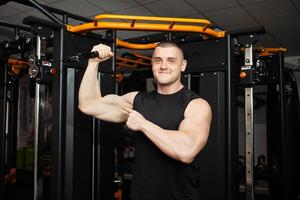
[122,91,139,105]
[186,97,212,116]
[137,89,157,98]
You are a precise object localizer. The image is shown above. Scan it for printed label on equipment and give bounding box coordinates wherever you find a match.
[241,65,251,70]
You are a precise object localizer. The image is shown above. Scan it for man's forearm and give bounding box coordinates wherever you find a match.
[79,44,113,103]
[78,60,102,102]
[139,120,198,163]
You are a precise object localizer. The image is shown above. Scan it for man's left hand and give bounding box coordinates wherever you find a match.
[122,107,146,131]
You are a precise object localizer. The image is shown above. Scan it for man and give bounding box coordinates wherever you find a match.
[78,41,212,200]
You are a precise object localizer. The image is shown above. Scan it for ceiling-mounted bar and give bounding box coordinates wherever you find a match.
[26,0,64,26]
[12,0,92,23]
[229,26,265,37]
[0,21,31,31]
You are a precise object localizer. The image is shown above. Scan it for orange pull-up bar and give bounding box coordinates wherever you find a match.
[66,14,225,39]
[255,47,287,56]
[94,14,212,25]
[8,58,28,75]
[116,54,151,69]
[116,39,158,49]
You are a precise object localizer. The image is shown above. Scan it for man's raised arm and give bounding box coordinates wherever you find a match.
[78,44,137,123]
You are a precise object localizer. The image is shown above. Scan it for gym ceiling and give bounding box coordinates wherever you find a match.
[0,0,300,56]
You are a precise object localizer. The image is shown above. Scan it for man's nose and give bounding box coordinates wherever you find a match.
[159,60,168,69]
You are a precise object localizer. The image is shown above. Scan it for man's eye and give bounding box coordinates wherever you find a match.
[168,58,176,63]
[152,58,162,63]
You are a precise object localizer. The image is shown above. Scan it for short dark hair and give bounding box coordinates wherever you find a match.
[155,41,184,59]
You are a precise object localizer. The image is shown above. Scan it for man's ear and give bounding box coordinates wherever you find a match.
[181,60,187,72]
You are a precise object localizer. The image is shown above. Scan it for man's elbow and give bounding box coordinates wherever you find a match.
[78,102,92,115]
[179,156,194,164]
[177,141,208,164]
[176,150,196,164]
[78,103,86,113]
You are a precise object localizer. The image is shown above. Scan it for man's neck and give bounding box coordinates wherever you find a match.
[157,83,184,95]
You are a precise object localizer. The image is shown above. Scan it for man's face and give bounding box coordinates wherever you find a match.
[151,46,187,86]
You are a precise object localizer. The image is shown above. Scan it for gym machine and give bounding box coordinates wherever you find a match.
[0,21,33,200]
[180,33,238,200]
[233,27,266,200]
[18,3,228,199]
[265,50,300,200]
[234,28,300,200]
[67,13,242,200]
[0,1,269,200]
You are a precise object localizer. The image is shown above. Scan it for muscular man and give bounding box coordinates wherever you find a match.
[78,41,212,200]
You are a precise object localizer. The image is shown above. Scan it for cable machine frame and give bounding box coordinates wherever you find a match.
[1,1,240,200]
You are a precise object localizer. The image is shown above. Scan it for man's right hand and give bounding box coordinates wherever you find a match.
[89,44,114,63]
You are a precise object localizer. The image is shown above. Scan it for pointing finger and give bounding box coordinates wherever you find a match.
[121,107,134,113]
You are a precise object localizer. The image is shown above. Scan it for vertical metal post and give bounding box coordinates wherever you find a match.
[167,32,172,41]
[62,13,74,200]
[0,57,8,198]
[34,35,46,200]
[244,44,254,200]
[5,84,9,167]
[51,20,67,200]
[245,87,254,200]
[14,27,19,40]
[92,54,100,200]
[95,30,116,200]
[110,30,117,95]
[186,74,191,90]
[56,15,67,200]
[33,35,41,200]
[226,33,239,200]
[65,69,75,199]
[65,67,75,200]
[278,52,288,200]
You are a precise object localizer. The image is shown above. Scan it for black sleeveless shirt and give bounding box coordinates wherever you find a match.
[131,87,201,200]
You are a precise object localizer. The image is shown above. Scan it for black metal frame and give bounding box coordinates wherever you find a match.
[51,28,117,200]
[11,0,92,24]
[0,51,9,198]
[233,28,300,200]
[177,35,239,200]
[0,1,245,200]
[266,52,300,200]
[0,21,32,200]
[0,60,20,200]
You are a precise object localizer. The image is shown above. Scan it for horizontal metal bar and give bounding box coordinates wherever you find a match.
[0,21,31,31]
[12,0,93,23]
